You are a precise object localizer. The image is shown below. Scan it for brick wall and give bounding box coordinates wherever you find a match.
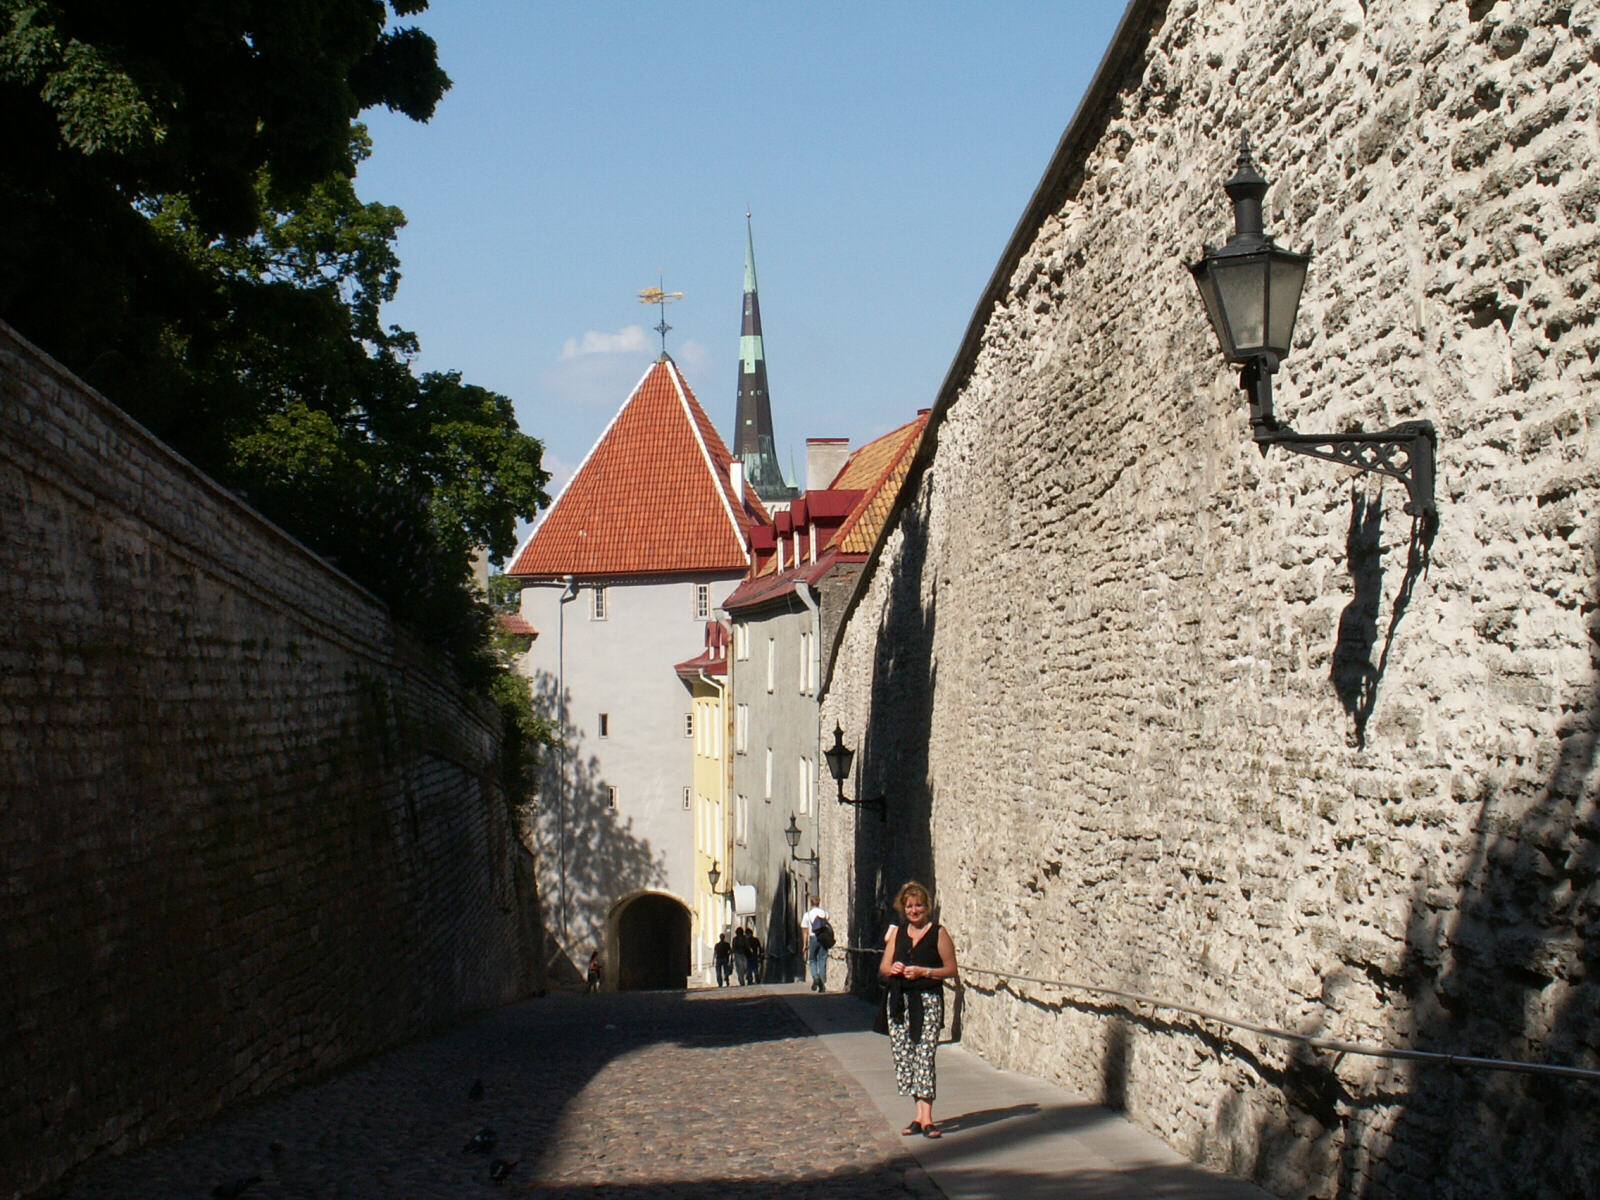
[822,2,1599,1196]
[0,324,543,1199]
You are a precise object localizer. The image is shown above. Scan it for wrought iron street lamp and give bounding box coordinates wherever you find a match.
[1189,135,1436,524]
[824,723,884,817]
[706,861,733,897]
[784,813,820,867]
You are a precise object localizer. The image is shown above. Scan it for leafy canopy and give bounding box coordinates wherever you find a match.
[0,1,550,683]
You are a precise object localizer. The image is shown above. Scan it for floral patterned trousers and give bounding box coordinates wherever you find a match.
[888,989,944,1099]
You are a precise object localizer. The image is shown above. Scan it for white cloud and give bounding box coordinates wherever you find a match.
[560,324,650,359]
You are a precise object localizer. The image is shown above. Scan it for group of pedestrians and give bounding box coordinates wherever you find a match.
[712,926,764,985]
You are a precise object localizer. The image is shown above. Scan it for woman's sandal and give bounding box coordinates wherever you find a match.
[921,1124,942,1139]
[901,1122,923,1136]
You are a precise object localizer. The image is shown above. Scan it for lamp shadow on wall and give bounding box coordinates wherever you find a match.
[1331,561,1600,1198]
[853,494,939,979]
[1329,488,1434,750]
[1232,529,1598,1198]
[524,673,668,973]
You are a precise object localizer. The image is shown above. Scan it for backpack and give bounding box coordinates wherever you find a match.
[812,916,836,950]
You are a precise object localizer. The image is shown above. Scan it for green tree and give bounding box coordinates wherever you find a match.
[0,1,550,678]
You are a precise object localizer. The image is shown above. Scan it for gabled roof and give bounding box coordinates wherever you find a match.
[508,357,770,579]
[829,412,928,554]
[675,620,730,680]
[723,410,929,614]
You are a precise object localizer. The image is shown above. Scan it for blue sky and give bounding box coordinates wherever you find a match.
[357,2,1128,499]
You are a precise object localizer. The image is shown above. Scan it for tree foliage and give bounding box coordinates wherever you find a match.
[0,1,549,679]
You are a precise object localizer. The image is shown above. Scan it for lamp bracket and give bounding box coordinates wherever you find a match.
[1256,420,1437,523]
[836,783,886,820]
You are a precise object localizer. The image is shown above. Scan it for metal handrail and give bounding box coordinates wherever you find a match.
[834,944,1600,1084]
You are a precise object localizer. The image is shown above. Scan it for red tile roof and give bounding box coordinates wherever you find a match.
[675,620,731,678]
[723,411,929,612]
[496,612,538,637]
[508,358,770,579]
[831,412,928,554]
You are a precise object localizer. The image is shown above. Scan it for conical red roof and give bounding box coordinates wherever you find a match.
[508,357,769,579]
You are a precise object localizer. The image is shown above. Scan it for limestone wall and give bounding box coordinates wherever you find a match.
[822,1,1599,1196]
[0,324,543,1198]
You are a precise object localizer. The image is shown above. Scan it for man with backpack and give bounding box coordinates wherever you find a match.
[801,895,834,992]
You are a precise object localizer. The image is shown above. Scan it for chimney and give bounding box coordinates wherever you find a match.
[729,459,745,504]
[806,438,850,491]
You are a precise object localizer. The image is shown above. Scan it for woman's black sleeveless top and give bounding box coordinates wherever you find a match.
[893,921,943,992]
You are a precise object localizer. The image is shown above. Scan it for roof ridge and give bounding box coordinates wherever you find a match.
[507,358,657,570]
[668,359,750,567]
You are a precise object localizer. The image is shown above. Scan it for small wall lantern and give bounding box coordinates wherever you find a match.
[823,723,884,817]
[706,861,733,896]
[784,813,820,867]
[1189,135,1436,524]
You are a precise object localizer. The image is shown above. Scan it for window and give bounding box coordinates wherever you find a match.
[684,711,694,738]
[766,637,775,693]
[682,786,691,811]
[736,794,749,845]
[764,747,773,801]
[591,585,607,620]
[604,785,617,810]
[734,623,749,661]
[598,712,609,738]
[798,631,812,695]
[694,583,710,619]
[735,704,749,754]
[798,755,814,815]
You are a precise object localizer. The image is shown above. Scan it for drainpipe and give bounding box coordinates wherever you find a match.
[794,582,822,977]
[697,665,726,980]
[556,574,579,948]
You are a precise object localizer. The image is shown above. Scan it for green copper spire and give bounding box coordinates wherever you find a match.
[732,213,793,503]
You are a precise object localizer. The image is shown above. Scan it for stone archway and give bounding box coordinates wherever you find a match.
[610,891,691,990]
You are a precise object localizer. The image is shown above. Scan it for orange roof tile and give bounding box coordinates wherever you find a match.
[508,358,770,579]
[831,412,929,554]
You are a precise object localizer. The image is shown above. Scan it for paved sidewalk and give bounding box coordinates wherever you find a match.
[777,981,1272,1200]
[38,983,1270,1200]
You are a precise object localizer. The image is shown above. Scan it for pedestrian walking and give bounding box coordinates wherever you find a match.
[879,881,958,1140]
[585,949,603,993]
[800,894,832,991]
[732,927,752,986]
[747,928,763,984]
[713,931,733,986]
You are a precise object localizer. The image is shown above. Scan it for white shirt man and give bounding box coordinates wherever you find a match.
[800,897,831,992]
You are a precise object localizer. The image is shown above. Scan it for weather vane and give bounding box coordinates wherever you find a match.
[638,273,683,356]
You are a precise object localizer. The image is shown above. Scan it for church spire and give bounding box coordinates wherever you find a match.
[733,213,793,503]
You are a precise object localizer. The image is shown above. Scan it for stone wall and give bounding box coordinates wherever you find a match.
[0,324,544,1199]
[822,1,1599,1197]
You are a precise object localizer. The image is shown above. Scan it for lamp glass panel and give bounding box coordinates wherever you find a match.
[1212,257,1267,357]
[1267,257,1308,356]
[1191,266,1236,361]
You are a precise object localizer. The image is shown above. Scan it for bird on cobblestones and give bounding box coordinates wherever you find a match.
[468,1077,485,1101]
[211,1176,261,1199]
[464,1127,498,1154]
[488,1158,520,1182]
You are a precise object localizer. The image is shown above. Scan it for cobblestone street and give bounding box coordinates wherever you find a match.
[44,987,935,1200]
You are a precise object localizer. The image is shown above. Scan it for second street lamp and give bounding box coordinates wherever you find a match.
[784,813,819,868]
[824,723,884,817]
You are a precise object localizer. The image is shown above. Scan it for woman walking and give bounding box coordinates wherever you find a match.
[879,881,958,1139]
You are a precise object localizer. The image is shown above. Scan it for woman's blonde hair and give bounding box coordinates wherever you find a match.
[894,880,932,915]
